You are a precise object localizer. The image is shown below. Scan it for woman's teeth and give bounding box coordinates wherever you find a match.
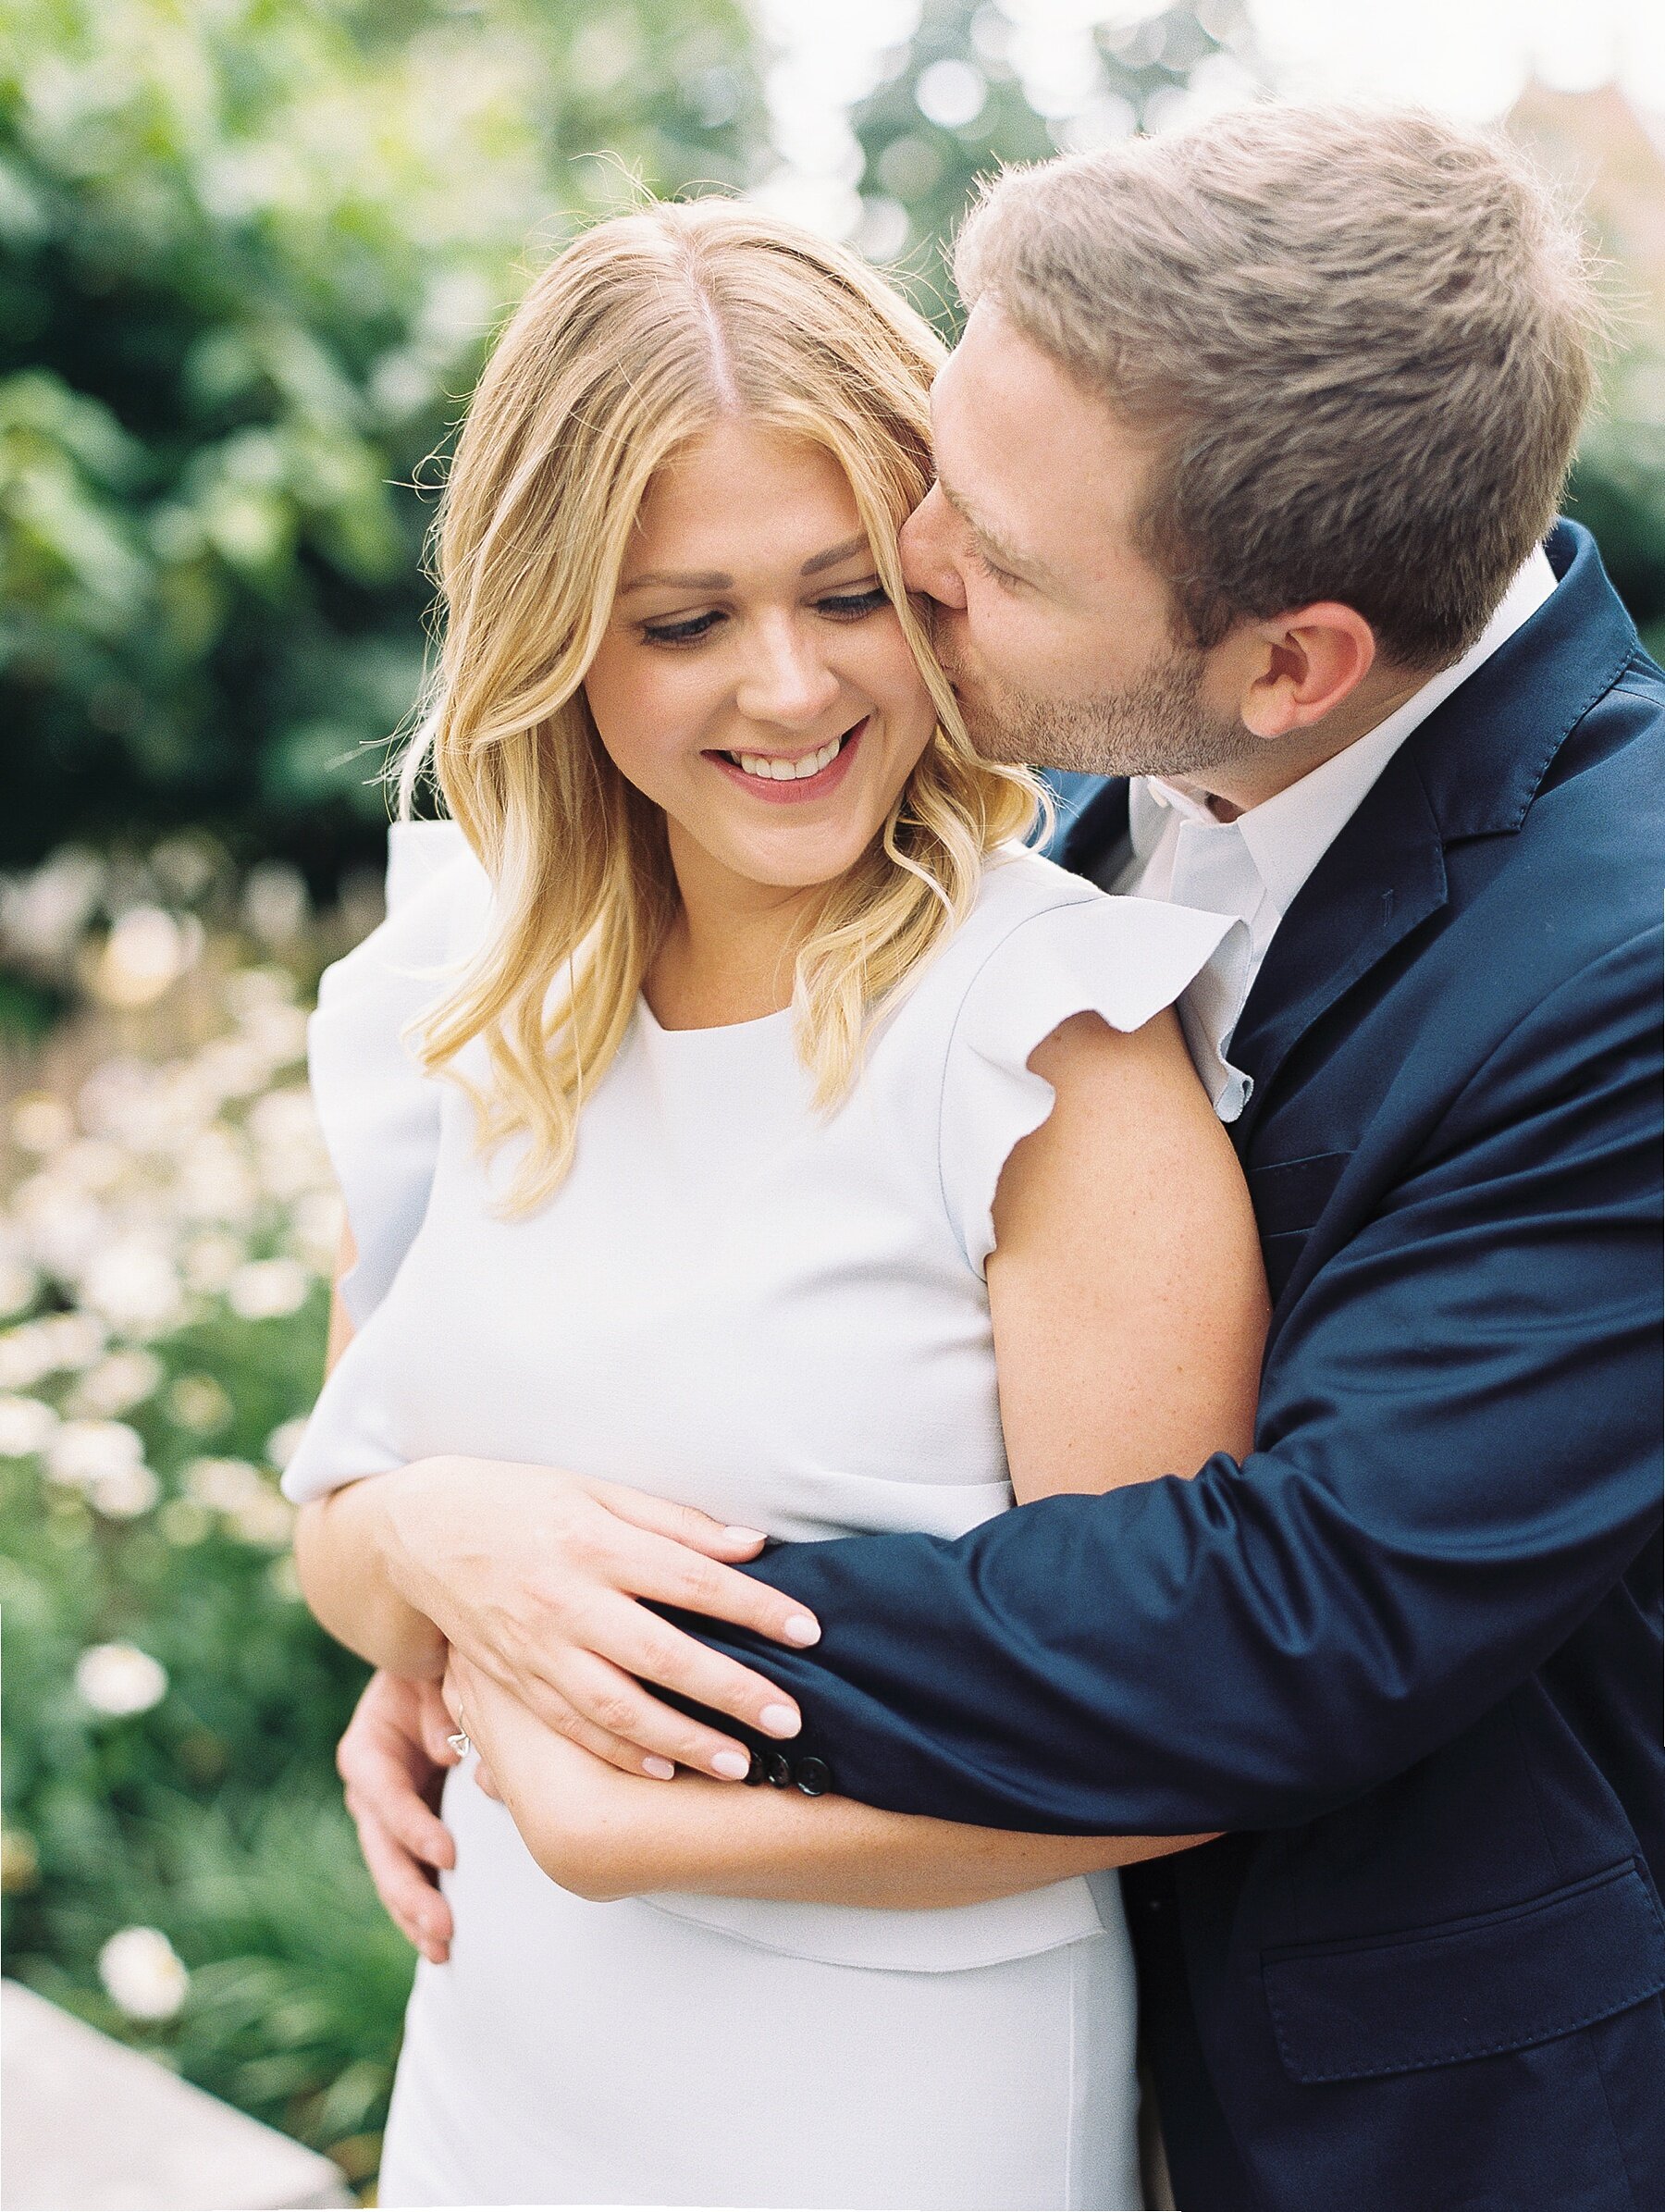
[728,730,850,781]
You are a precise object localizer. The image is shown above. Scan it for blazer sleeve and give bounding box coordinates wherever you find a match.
[660,921,1663,1835]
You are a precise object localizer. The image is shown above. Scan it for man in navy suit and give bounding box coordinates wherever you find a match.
[341,105,1662,2208]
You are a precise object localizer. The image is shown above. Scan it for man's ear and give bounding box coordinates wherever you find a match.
[1237,603,1377,738]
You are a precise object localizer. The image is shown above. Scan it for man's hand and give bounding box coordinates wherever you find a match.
[373,1456,822,1781]
[338,1670,462,1965]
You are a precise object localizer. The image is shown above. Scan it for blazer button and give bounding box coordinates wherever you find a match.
[795,1756,832,1798]
[744,1750,768,1786]
[765,1752,794,1788]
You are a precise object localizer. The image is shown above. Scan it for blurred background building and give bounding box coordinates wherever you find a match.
[4,1,1663,2200]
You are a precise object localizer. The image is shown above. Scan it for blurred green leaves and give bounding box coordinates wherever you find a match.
[0,0,764,874]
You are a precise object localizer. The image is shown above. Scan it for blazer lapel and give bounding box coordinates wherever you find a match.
[1225,760,1447,1151]
[1227,519,1636,1152]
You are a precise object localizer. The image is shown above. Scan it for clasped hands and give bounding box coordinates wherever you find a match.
[336,1453,823,1962]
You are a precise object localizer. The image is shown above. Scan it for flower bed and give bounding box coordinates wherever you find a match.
[1,849,407,2199]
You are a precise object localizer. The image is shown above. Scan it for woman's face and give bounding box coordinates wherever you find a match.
[584,419,939,902]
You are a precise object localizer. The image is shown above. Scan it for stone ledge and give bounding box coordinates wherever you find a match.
[2,1980,353,2210]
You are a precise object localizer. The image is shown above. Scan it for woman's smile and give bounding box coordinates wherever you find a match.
[706,715,869,803]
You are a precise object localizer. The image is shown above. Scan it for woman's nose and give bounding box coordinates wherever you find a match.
[899,486,968,612]
[734,621,844,729]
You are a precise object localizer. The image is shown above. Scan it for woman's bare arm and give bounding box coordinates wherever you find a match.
[453,1005,1264,1907]
[988,1004,1267,1501]
[445,1647,1215,1908]
[291,1229,450,1678]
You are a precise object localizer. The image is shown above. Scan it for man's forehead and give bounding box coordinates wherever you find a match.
[931,317,1099,576]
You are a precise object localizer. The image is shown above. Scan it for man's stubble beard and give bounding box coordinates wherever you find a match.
[945,636,1252,784]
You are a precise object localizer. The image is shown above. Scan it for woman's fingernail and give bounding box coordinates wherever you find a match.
[760,1703,800,1737]
[712,1750,751,1780]
[643,1754,675,1780]
[783,1614,820,1646]
[723,1526,767,1547]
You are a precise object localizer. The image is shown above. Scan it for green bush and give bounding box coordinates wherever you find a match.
[0,0,762,879]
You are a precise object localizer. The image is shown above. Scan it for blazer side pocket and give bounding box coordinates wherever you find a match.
[1263,1860,1665,2084]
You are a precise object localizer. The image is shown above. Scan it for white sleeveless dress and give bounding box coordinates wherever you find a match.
[282,822,1249,2211]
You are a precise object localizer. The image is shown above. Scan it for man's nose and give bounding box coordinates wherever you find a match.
[900,486,968,612]
[734,619,844,728]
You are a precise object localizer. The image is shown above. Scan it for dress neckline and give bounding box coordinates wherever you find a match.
[635,991,795,1041]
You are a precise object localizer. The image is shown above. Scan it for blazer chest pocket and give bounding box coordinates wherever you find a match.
[1247,1148,1351,1302]
[1263,1860,1665,2084]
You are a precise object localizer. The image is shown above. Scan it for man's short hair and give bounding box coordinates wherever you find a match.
[955,104,1609,668]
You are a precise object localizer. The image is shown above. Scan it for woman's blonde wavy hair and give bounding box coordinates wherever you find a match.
[392,196,1043,1213]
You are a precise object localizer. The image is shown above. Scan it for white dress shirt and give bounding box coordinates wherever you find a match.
[1116,549,1559,1046]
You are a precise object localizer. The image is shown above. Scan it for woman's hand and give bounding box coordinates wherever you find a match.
[372,1453,822,1783]
[337,1670,462,1963]
[442,1645,643,1902]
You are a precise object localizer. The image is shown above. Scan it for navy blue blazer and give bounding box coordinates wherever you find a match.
[668,521,1665,2211]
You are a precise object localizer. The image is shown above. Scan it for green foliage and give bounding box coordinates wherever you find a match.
[850,1,1258,332]
[0,0,763,875]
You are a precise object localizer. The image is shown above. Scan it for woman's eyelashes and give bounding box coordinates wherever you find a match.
[639,584,890,648]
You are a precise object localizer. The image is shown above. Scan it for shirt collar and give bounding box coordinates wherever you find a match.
[1130,546,1558,916]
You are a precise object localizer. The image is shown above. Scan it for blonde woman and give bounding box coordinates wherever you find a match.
[281,199,1267,2210]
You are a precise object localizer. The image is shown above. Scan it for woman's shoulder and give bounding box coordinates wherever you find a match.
[309,820,489,1326]
[919,840,1247,1051]
[960,839,1106,933]
[908,842,1254,1276]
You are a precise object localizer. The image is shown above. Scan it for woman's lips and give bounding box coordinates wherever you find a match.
[705,717,868,805]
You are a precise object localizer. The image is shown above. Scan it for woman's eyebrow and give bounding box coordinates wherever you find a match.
[619,565,732,596]
[619,535,871,598]
[799,533,870,576]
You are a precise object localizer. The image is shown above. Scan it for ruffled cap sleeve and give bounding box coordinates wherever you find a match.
[310,820,483,1327]
[940,892,1252,1278]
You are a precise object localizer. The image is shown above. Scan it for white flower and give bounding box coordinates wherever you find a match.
[247,1087,318,1148]
[184,1456,264,1513]
[176,1133,261,1224]
[230,1486,293,1550]
[79,1241,183,1336]
[9,1180,106,1279]
[180,1234,243,1296]
[45,1419,145,1489]
[71,1348,163,1419]
[91,908,199,1011]
[238,1001,309,1065]
[0,1311,108,1390]
[76,1642,167,1716]
[224,965,295,1016]
[9,1094,75,1155]
[263,1416,308,1471]
[59,1138,125,1194]
[86,1458,161,1519]
[241,863,310,947]
[226,1257,309,1320]
[0,1256,38,1318]
[0,1394,59,1457]
[289,1190,345,1269]
[166,1372,231,1432]
[2,850,104,969]
[98,1926,189,2020]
